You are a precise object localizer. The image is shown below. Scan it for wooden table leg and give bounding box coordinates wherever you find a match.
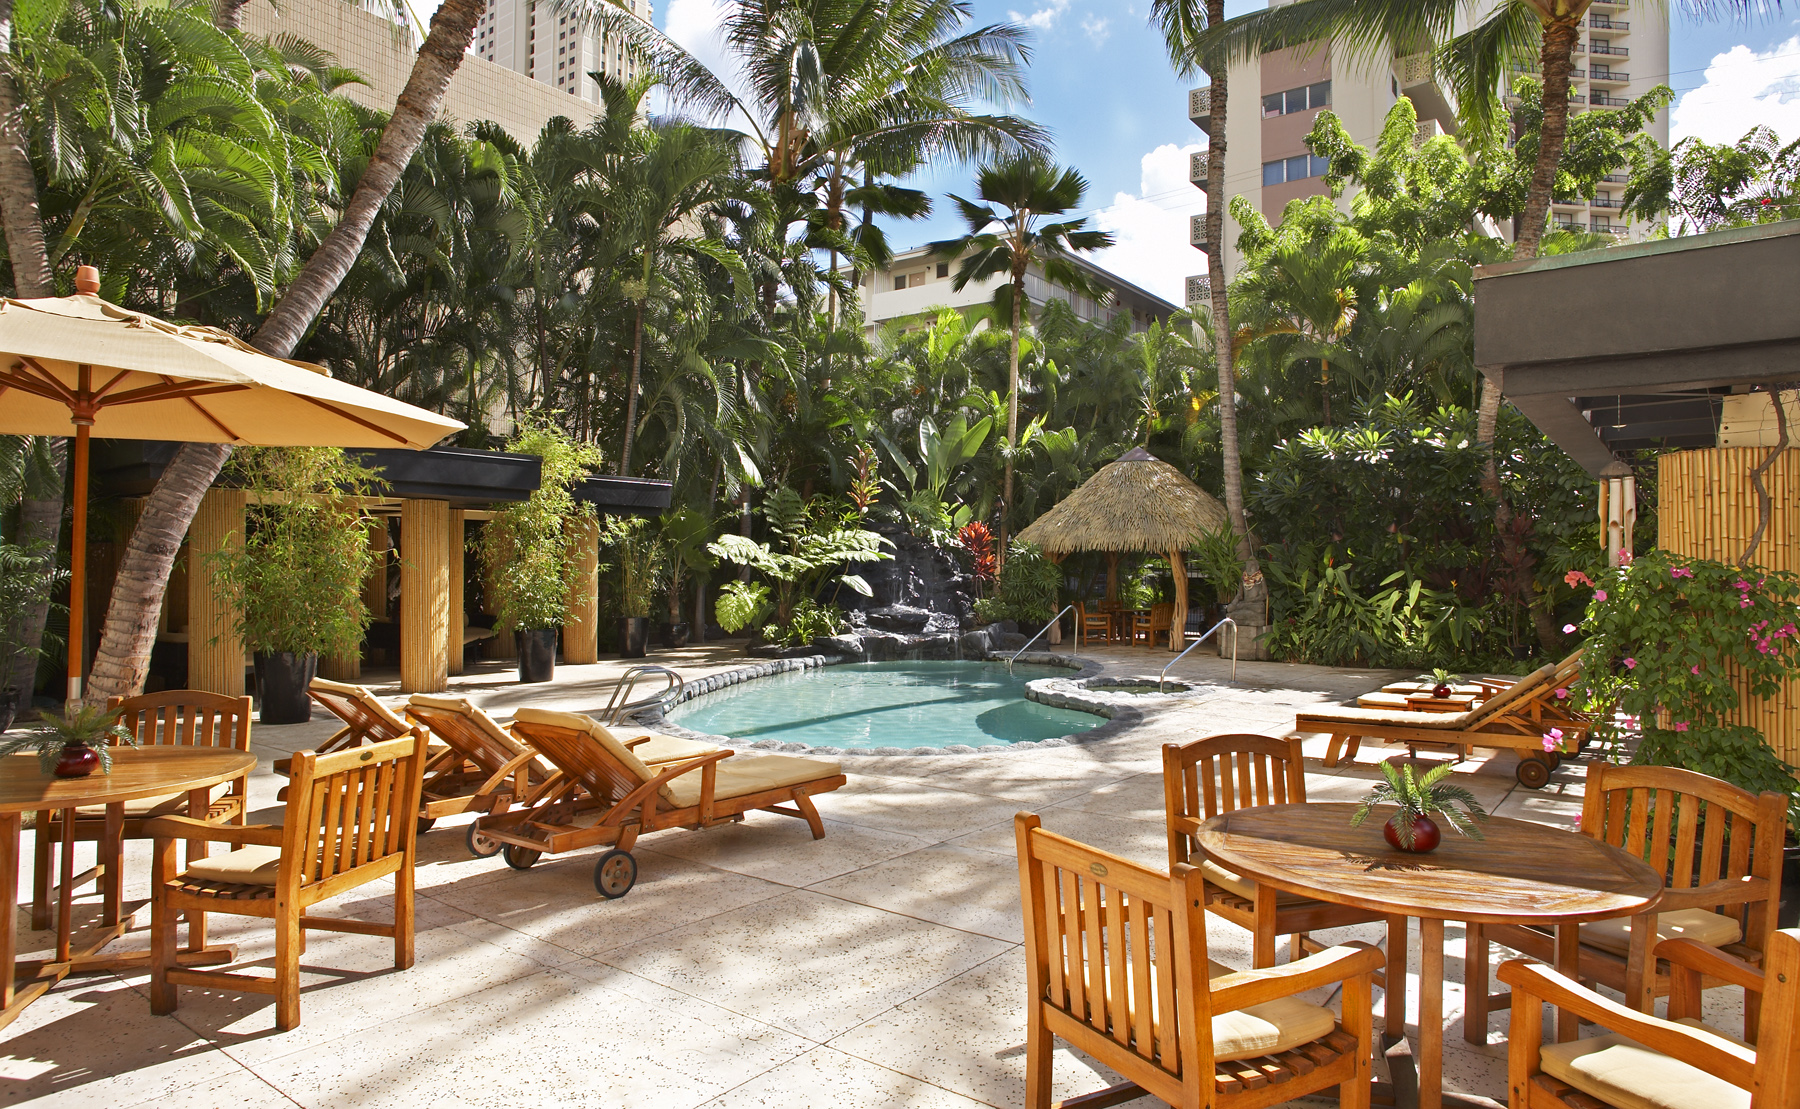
[1386,915,1408,1038]
[1419,917,1445,1109]
[0,812,18,1009]
[54,806,75,964]
[102,802,123,926]
[1556,922,1581,1042]
[185,787,209,953]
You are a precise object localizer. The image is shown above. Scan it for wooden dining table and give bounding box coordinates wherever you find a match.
[0,746,256,1032]
[1199,802,1664,1109]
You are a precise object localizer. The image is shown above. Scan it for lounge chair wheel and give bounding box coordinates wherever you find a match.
[416,817,437,835]
[503,844,542,870]
[466,822,503,858]
[1516,754,1552,789]
[593,850,638,899]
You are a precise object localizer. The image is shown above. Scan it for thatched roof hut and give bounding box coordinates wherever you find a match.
[1015,446,1227,555]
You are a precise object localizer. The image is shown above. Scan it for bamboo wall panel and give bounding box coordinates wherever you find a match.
[399,498,450,693]
[322,521,388,682]
[448,509,466,676]
[1658,448,1800,767]
[186,488,246,697]
[563,518,600,665]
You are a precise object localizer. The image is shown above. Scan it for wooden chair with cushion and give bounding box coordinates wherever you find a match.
[1499,931,1800,1109]
[271,678,411,775]
[33,690,253,932]
[1131,609,1155,646]
[1164,735,1394,970]
[146,732,426,1032]
[474,708,846,898]
[401,694,549,844]
[1077,603,1113,645]
[1468,763,1786,1043]
[1148,602,1175,647]
[1016,813,1382,1109]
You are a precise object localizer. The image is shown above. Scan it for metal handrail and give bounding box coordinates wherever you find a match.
[1161,617,1238,690]
[603,665,686,724]
[1008,605,1076,668]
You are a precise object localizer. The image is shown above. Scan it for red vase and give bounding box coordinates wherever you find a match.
[53,743,100,779]
[1384,813,1441,852]
[1432,682,1452,698]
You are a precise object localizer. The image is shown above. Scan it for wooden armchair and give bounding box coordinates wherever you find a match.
[1499,931,1800,1109]
[33,690,253,931]
[1164,735,1393,969]
[147,732,426,1032]
[1148,603,1175,647]
[1076,603,1113,645]
[1468,763,1785,1043]
[1016,814,1382,1109]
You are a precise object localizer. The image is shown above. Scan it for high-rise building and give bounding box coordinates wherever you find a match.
[854,247,1178,337]
[472,0,653,104]
[1183,1,1669,300]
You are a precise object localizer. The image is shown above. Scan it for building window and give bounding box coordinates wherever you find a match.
[936,262,949,278]
[893,275,908,291]
[1261,80,1331,117]
[1262,154,1331,186]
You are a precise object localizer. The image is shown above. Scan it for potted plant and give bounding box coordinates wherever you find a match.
[657,510,713,649]
[610,519,664,659]
[209,449,377,724]
[0,540,64,733]
[0,703,135,778]
[1350,761,1488,853]
[480,420,603,683]
[1430,668,1460,699]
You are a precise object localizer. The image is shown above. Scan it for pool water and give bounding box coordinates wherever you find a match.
[666,661,1104,749]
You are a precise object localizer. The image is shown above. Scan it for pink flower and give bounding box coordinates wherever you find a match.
[1671,567,1694,579]
[1572,814,1583,830]
[1542,727,1565,752]
[1622,715,1641,729]
[1674,721,1690,732]
[1618,550,1634,566]
[1742,597,1754,608]
[1691,665,1701,674]
[1624,657,1637,669]
[1594,590,1608,602]
[1736,580,1752,592]
[1563,623,1578,634]
[1565,570,1593,587]
[1555,687,1569,699]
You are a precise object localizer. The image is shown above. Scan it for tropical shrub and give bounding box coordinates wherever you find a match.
[956,522,996,590]
[0,539,64,692]
[765,598,845,647]
[607,518,664,620]
[715,581,772,635]
[975,542,1061,625]
[480,420,604,632]
[708,486,891,637]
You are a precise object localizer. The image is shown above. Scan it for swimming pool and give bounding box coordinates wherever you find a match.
[665,661,1104,750]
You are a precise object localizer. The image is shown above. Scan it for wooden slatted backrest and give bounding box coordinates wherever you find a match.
[282,732,425,891]
[306,678,411,750]
[1582,763,1786,947]
[403,695,532,776]
[1163,735,1306,869]
[1016,813,1207,1102]
[1752,929,1800,1103]
[509,709,665,806]
[108,690,252,752]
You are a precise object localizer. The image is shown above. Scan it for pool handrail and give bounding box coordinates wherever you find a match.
[1161,617,1237,690]
[1008,605,1076,668]
[603,665,686,725]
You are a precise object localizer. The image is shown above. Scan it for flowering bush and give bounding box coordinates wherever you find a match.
[1575,550,1800,822]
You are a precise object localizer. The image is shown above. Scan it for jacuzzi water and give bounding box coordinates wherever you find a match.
[666,661,1104,749]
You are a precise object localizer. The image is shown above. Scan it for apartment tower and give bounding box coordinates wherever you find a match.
[473,0,653,104]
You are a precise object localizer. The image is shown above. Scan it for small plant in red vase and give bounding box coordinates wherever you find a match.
[1430,668,1459,699]
[1350,761,1487,853]
[956,522,997,593]
[0,703,136,778]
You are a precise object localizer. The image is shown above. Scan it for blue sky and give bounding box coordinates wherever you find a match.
[651,0,1800,303]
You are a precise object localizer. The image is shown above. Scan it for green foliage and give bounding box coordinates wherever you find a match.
[1350,761,1488,846]
[480,420,604,631]
[0,539,65,689]
[208,448,378,658]
[0,704,135,773]
[606,518,665,620]
[708,486,892,637]
[716,580,772,635]
[1623,124,1800,234]
[1188,526,1245,606]
[765,598,845,647]
[658,509,716,622]
[978,542,1062,625]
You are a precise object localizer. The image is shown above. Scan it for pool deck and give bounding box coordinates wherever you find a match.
[1,641,1744,1107]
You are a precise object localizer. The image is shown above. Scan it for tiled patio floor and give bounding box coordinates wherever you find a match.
[0,643,1743,1107]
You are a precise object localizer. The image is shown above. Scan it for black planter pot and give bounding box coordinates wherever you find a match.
[618,617,650,659]
[0,686,17,734]
[660,622,690,649]
[518,628,559,683]
[257,651,318,724]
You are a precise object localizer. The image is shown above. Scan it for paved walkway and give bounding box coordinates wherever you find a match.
[0,643,1739,1107]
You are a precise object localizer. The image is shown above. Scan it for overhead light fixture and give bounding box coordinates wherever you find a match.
[1611,395,1627,429]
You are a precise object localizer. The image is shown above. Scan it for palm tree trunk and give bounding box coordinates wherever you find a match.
[619,296,646,476]
[211,0,249,32]
[0,0,53,298]
[6,440,65,699]
[1320,357,1331,427]
[85,0,488,703]
[1000,277,1023,568]
[1515,16,1584,260]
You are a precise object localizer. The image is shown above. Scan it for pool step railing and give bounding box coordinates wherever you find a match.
[603,665,686,725]
[1161,617,1237,690]
[1008,605,1076,668]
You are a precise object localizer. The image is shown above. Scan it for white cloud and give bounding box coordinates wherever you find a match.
[1089,143,1208,306]
[1081,14,1111,45]
[1009,0,1071,31]
[657,0,761,130]
[1671,34,1800,146]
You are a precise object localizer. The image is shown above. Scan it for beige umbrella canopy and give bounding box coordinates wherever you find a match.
[0,267,465,701]
[1015,446,1228,652]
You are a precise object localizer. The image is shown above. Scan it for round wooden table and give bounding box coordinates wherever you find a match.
[1199,802,1664,1109]
[0,746,256,1032]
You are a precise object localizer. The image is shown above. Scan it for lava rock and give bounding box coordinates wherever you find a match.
[959,630,992,656]
[991,631,1029,651]
[864,605,933,633]
[860,634,908,662]
[817,634,865,659]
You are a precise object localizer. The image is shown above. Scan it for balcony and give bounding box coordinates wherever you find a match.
[1590,0,1627,7]
[1589,67,1629,84]
[1591,221,1628,234]
[1589,16,1630,30]
[1415,119,1446,145]
[1511,64,1585,78]
[1590,93,1630,107]
[1189,214,1208,250]
[1396,52,1434,86]
[1589,42,1629,56]
[1188,86,1213,135]
[1189,151,1208,191]
[1600,172,1628,184]
[1590,195,1624,209]
[1186,275,1212,305]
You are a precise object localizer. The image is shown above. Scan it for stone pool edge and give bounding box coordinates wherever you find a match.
[627,651,1146,758]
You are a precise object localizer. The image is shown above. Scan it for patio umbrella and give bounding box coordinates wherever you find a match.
[0,267,465,702]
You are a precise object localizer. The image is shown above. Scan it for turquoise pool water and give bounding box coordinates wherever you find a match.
[666,661,1104,749]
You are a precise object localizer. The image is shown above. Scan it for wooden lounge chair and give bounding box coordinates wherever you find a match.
[1164,735,1394,971]
[474,708,846,898]
[1498,931,1800,1109]
[147,732,426,1031]
[33,690,253,932]
[1467,763,1785,1043]
[270,678,411,777]
[1295,649,1592,787]
[400,694,549,849]
[1015,813,1382,1109]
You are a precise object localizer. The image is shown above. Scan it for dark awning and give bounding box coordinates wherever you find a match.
[1473,221,1800,475]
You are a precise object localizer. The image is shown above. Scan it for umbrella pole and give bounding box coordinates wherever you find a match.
[66,419,90,708]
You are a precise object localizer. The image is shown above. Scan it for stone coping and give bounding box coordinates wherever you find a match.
[629,651,1146,758]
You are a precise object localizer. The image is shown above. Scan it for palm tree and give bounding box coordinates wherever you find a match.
[929,153,1113,556]
[1233,225,1369,426]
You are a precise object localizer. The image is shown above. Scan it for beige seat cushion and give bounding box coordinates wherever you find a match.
[183,844,283,886]
[309,678,410,736]
[629,733,726,765]
[663,753,842,809]
[407,694,533,760]
[1580,908,1743,959]
[1540,1018,1749,1109]
[73,782,231,819]
[1204,959,1340,1061]
[512,707,676,804]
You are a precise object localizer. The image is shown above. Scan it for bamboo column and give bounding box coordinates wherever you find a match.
[186,488,246,696]
[563,518,601,665]
[1167,550,1188,654]
[400,498,450,693]
[447,509,466,676]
